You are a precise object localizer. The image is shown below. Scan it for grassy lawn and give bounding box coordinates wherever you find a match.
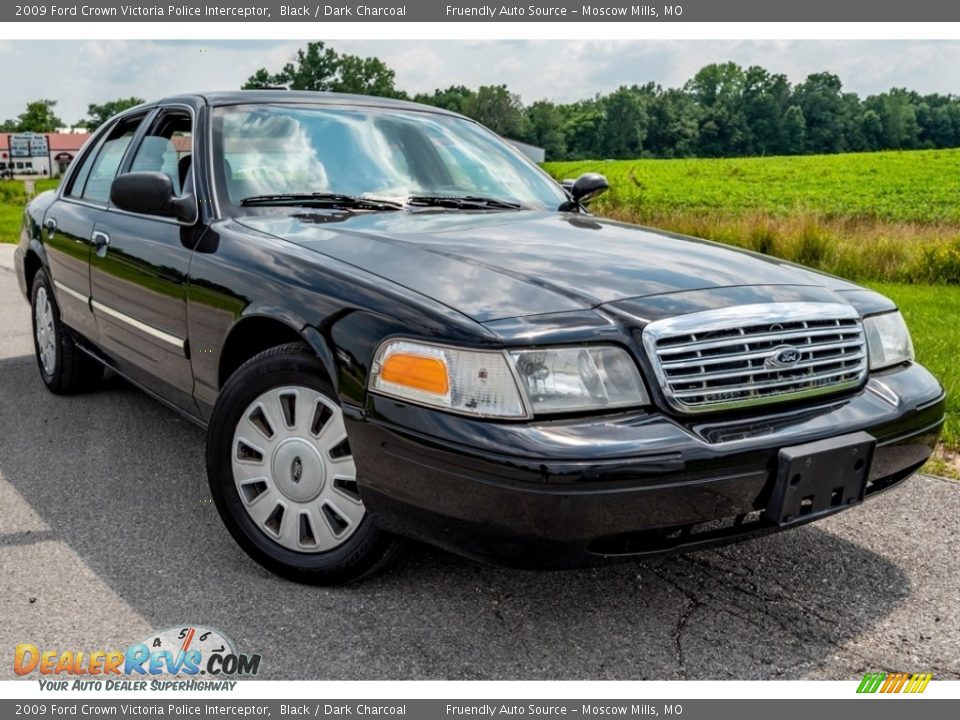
[33,178,60,195]
[0,181,27,247]
[546,149,960,223]
[546,150,960,285]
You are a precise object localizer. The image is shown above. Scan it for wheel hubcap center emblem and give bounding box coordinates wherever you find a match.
[271,439,325,502]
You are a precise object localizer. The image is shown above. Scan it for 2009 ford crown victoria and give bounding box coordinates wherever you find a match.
[15,91,945,584]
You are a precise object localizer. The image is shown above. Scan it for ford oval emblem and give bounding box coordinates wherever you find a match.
[765,345,802,369]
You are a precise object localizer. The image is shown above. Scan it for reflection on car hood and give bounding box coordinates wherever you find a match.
[236,210,858,323]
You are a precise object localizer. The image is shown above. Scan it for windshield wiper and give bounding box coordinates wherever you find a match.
[407,195,523,210]
[240,193,403,211]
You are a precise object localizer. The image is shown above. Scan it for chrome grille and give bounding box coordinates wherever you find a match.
[642,303,867,413]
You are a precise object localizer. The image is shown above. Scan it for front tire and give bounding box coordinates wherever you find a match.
[30,269,103,394]
[206,343,397,585]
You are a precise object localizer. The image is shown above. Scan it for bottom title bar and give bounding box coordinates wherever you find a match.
[1,700,957,720]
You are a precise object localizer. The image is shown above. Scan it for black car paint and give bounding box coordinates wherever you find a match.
[15,91,945,568]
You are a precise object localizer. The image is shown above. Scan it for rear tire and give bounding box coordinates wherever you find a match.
[206,342,398,585]
[30,269,103,394]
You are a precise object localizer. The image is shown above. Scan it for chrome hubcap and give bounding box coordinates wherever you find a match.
[231,386,364,553]
[34,286,56,376]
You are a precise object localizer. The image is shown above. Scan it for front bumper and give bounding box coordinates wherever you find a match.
[347,362,945,569]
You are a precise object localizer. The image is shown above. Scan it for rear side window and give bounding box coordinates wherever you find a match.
[67,115,146,203]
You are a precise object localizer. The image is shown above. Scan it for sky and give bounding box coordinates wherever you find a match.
[0,39,958,124]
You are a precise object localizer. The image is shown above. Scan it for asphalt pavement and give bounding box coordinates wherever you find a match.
[0,244,958,681]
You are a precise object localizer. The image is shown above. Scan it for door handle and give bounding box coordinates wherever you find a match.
[45,218,56,240]
[91,231,111,256]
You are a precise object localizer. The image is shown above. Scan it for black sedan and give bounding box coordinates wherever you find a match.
[14,91,945,584]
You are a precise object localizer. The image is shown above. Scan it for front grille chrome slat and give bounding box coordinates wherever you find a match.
[657,326,862,356]
[661,339,864,370]
[642,303,868,414]
[671,366,864,399]
[668,352,866,385]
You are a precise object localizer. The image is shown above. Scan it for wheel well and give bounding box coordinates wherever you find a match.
[218,317,309,388]
[24,250,43,294]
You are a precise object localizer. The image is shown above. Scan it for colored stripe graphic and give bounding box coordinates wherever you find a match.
[905,674,933,693]
[857,672,932,693]
[857,672,886,693]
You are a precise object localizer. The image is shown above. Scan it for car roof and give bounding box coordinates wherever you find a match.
[153,90,465,118]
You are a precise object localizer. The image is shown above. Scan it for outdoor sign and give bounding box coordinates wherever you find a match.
[10,133,49,157]
[9,135,30,158]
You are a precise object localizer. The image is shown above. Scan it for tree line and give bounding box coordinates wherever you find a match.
[0,97,146,134]
[240,43,960,158]
[5,42,960,160]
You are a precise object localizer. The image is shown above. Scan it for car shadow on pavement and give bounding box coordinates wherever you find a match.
[0,353,911,680]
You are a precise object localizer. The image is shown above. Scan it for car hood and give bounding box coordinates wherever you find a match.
[237,210,857,323]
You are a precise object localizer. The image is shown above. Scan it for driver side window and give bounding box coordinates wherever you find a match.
[66,114,146,203]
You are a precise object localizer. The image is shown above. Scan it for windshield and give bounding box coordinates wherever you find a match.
[211,103,567,212]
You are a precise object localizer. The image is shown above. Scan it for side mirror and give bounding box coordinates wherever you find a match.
[110,171,194,221]
[569,173,609,204]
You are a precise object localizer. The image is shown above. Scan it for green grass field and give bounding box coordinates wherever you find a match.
[0,182,27,249]
[546,149,960,285]
[547,148,960,223]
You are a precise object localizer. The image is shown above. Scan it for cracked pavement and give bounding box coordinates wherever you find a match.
[1,245,958,680]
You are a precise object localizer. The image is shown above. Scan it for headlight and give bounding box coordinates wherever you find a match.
[371,340,527,418]
[863,311,914,370]
[370,341,649,418]
[509,346,649,414]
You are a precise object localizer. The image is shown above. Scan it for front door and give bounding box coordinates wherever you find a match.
[89,108,199,412]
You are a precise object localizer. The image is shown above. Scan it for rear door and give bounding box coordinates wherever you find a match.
[42,113,148,341]
[89,106,199,412]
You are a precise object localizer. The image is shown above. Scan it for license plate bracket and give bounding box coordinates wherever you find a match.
[763,431,876,527]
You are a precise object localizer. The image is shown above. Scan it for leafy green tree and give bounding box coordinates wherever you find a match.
[920,103,958,148]
[741,66,790,155]
[791,73,846,153]
[336,55,405,98]
[11,99,63,133]
[867,88,920,149]
[242,68,282,90]
[524,100,567,159]
[645,88,700,157]
[460,85,528,138]
[559,99,605,159]
[859,109,884,151]
[686,62,750,156]
[839,92,867,151]
[413,85,475,114]
[243,41,403,98]
[86,97,145,132]
[781,105,807,154]
[599,86,648,159]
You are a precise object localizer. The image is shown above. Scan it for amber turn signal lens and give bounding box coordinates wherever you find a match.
[380,352,450,395]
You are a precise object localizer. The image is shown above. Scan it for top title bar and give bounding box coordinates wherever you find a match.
[5,0,960,22]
